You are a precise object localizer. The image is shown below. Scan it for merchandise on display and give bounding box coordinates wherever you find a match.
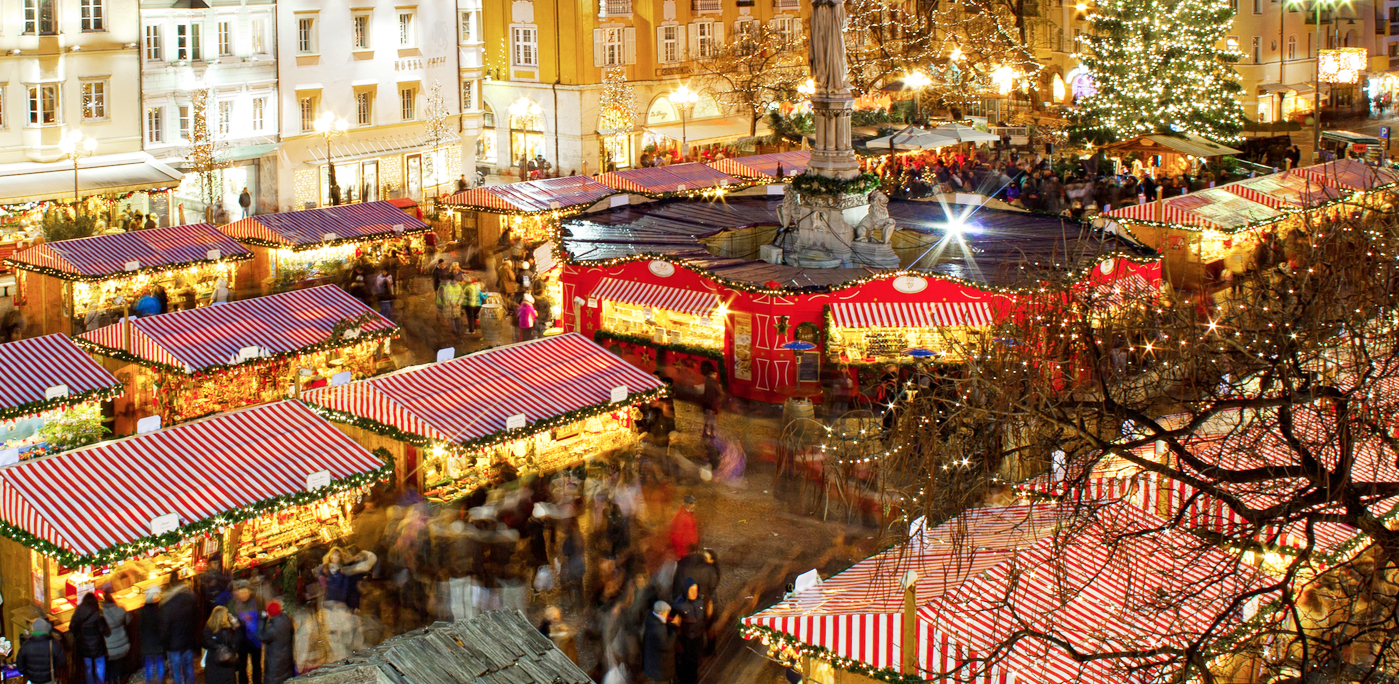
[603,302,724,350]
[232,496,355,570]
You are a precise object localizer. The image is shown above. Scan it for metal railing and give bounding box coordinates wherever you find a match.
[692,0,721,12]
[600,0,631,15]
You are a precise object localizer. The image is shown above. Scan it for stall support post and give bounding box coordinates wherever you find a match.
[900,570,917,674]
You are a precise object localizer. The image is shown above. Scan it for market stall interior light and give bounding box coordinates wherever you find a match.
[903,71,931,90]
[1319,48,1367,84]
[992,66,1017,95]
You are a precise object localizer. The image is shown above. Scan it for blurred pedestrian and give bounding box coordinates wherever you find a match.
[517,294,537,342]
[671,580,705,684]
[375,269,396,321]
[464,277,483,334]
[16,618,64,684]
[441,274,465,337]
[72,593,109,684]
[100,589,130,684]
[669,495,699,559]
[256,601,295,684]
[138,588,165,684]
[643,601,679,684]
[226,580,263,684]
[161,579,200,684]
[202,607,242,684]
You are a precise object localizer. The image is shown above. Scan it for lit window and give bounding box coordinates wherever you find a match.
[147,107,164,143]
[218,101,232,137]
[179,105,190,140]
[218,21,231,56]
[250,18,266,53]
[461,81,474,110]
[24,0,56,35]
[353,14,370,49]
[28,84,58,125]
[81,81,106,120]
[297,17,316,54]
[696,21,716,58]
[252,97,266,132]
[176,24,202,61]
[512,26,538,66]
[660,25,680,63]
[356,91,372,125]
[601,27,625,66]
[398,12,415,47]
[400,88,415,121]
[300,97,315,132]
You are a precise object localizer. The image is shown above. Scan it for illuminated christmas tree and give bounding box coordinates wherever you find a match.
[1069,0,1245,144]
[597,67,636,171]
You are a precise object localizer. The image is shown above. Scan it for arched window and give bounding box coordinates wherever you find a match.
[646,96,678,124]
[1287,34,1296,60]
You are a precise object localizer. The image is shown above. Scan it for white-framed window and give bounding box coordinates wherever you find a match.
[1287,34,1297,59]
[80,0,104,31]
[217,21,231,55]
[1252,35,1261,62]
[27,84,58,125]
[176,23,202,60]
[771,16,796,46]
[598,27,625,66]
[146,106,163,143]
[459,10,479,43]
[250,17,266,53]
[398,12,415,46]
[179,104,190,140]
[353,14,370,49]
[356,91,372,125]
[144,25,162,60]
[461,80,474,110]
[297,16,316,54]
[1253,0,1261,13]
[81,80,106,120]
[400,87,415,121]
[252,97,265,132]
[692,20,719,58]
[0,86,6,128]
[1226,35,1239,51]
[299,97,315,132]
[512,25,538,66]
[218,100,232,137]
[24,0,56,35]
[659,24,681,62]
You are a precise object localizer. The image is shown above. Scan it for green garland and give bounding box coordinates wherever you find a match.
[0,385,123,422]
[3,253,252,283]
[740,624,928,684]
[75,326,399,375]
[592,329,729,386]
[0,447,393,569]
[789,172,881,198]
[231,225,431,253]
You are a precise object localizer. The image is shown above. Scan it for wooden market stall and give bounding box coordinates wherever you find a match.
[707,150,811,181]
[596,163,750,199]
[4,223,252,336]
[1099,132,1242,178]
[299,333,664,501]
[0,334,122,459]
[75,285,398,435]
[219,201,430,294]
[0,401,391,640]
[443,176,617,260]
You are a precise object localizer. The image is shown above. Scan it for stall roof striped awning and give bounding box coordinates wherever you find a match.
[220,201,430,250]
[6,224,252,280]
[707,151,811,180]
[1294,158,1399,190]
[77,285,396,373]
[1223,172,1343,209]
[0,334,121,412]
[596,163,742,195]
[591,278,720,318]
[1106,188,1281,231]
[444,176,617,214]
[1103,200,1217,229]
[0,401,388,563]
[301,333,664,445]
[830,301,995,328]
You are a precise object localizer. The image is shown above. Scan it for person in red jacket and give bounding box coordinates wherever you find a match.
[669,495,699,559]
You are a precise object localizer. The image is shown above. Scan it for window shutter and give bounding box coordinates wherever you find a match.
[656,26,668,62]
[593,28,605,67]
[624,27,636,64]
[676,26,688,61]
[687,22,700,59]
[713,20,723,46]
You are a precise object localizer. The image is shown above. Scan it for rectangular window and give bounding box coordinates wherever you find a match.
[297,17,315,54]
[459,11,478,43]
[217,21,231,55]
[1252,35,1261,62]
[697,21,715,58]
[179,104,191,140]
[24,0,56,35]
[461,81,474,110]
[252,97,265,131]
[1229,0,1237,10]
[81,81,106,120]
[218,101,232,137]
[356,91,372,125]
[0,86,6,129]
[146,107,163,143]
[661,25,679,62]
[398,12,414,46]
[601,27,625,66]
[400,88,415,121]
[773,16,795,46]
[81,0,104,31]
[176,23,201,60]
[512,26,538,66]
[145,25,162,60]
[299,97,315,132]
[28,84,58,125]
[1253,0,1261,12]
[250,18,265,53]
[353,14,370,49]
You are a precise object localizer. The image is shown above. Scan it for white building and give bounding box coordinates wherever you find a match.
[274,0,463,211]
[458,0,484,182]
[140,0,279,221]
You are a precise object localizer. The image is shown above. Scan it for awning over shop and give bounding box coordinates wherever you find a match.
[6,223,251,281]
[221,142,282,163]
[1104,187,1281,231]
[444,176,617,214]
[1257,83,1295,94]
[0,401,389,565]
[1088,273,1157,308]
[596,162,742,195]
[0,153,183,206]
[829,301,995,328]
[1294,158,1399,190]
[707,151,811,180]
[591,277,720,318]
[643,115,767,144]
[1223,171,1344,209]
[0,334,121,417]
[77,285,396,373]
[1101,132,1242,158]
[306,132,460,164]
[221,200,430,249]
[300,333,664,446]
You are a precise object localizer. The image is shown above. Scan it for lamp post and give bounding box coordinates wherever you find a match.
[671,84,700,157]
[1291,0,1346,162]
[903,71,931,124]
[313,111,349,205]
[58,130,98,203]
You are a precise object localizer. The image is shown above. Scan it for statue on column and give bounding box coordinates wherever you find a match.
[809,0,850,97]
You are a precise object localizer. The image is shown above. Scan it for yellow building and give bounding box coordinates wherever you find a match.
[478,0,808,175]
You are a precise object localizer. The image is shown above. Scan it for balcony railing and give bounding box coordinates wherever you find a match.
[600,0,631,15]
[775,0,800,10]
[692,0,721,12]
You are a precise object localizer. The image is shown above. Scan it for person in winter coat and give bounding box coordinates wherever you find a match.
[440,275,465,337]
[672,551,719,614]
[671,580,706,684]
[203,607,244,684]
[517,294,537,342]
[255,602,295,684]
[161,580,201,684]
[668,495,699,560]
[642,601,678,684]
[138,588,166,684]
[16,618,65,684]
[71,593,110,684]
[100,591,130,684]
[226,580,264,684]
[496,260,518,298]
[315,547,376,662]
[463,278,483,334]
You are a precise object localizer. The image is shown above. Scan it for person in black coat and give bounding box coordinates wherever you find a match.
[137,589,166,684]
[16,619,64,684]
[161,580,201,684]
[642,601,678,684]
[671,580,706,684]
[71,593,110,684]
[202,607,244,684]
[254,601,295,684]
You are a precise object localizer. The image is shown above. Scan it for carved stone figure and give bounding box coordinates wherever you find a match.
[854,190,897,244]
[809,0,851,96]
[777,187,801,229]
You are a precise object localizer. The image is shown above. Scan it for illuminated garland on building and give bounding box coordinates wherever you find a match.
[0,188,175,220]
[740,624,929,684]
[74,326,399,375]
[592,330,729,386]
[231,226,432,253]
[789,172,881,197]
[0,384,123,423]
[3,252,252,283]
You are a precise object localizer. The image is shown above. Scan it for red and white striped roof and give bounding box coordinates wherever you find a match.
[301,333,663,445]
[6,224,251,280]
[596,163,741,195]
[444,176,617,214]
[0,334,121,412]
[0,401,386,562]
[77,285,396,373]
[1086,273,1157,309]
[591,278,720,318]
[1223,172,1343,209]
[1104,188,1281,231]
[707,151,811,180]
[830,301,995,328]
[1294,158,1399,190]
[221,201,429,249]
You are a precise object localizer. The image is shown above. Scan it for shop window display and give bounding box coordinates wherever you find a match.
[602,301,724,350]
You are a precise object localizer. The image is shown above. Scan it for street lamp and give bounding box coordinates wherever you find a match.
[313,111,349,205]
[1288,0,1348,162]
[671,84,700,157]
[58,130,98,203]
[903,71,931,123]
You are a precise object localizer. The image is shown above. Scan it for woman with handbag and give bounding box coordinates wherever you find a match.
[202,607,243,684]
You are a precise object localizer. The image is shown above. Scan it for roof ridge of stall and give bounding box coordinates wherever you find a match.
[0,334,123,420]
[6,222,252,281]
[221,201,430,250]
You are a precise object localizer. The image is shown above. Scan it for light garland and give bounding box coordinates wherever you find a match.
[4,252,251,284]
[235,225,432,253]
[75,324,399,375]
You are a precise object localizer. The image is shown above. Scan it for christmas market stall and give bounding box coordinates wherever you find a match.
[0,334,122,459]
[1099,132,1242,178]
[4,223,252,336]
[75,285,397,435]
[0,400,391,639]
[741,502,1273,684]
[219,201,430,294]
[596,163,749,200]
[442,175,617,260]
[299,333,664,501]
[707,150,811,181]
[1292,157,1399,193]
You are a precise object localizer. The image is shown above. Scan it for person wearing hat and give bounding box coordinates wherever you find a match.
[517,293,537,342]
[16,618,64,684]
[255,602,295,684]
[226,579,264,684]
[138,588,166,684]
